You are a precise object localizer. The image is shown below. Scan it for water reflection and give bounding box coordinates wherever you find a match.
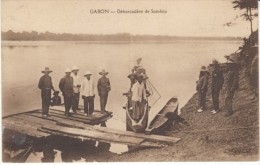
[2,122,124,162]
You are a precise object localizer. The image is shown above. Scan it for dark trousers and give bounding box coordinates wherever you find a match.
[83,96,94,115]
[63,95,73,115]
[225,88,236,114]
[212,89,220,111]
[100,94,108,111]
[41,90,51,115]
[72,93,80,111]
[199,91,207,110]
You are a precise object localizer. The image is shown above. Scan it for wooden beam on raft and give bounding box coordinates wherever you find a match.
[38,125,162,148]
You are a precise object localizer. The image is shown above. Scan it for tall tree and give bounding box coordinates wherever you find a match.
[233,0,258,34]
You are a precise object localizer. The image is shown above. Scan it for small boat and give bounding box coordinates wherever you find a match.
[145,97,178,134]
[125,97,150,133]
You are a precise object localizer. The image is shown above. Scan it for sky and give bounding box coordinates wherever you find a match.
[1,0,258,37]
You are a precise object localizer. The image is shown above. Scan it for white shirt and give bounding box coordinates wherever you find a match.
[71,74,81,93]
[81,78,95,97]
[131,81,146,102]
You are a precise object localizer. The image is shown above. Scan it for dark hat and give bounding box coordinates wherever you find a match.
[200,66,208,72]
[127,73,137,79]
[212,59,219,65]
[137,58,142,61]
[42,67,52,73]
[53,91,59,95]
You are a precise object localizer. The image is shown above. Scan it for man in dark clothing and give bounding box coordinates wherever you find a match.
[211,60,224,114]
[97,69,111,113]
[196,66,209,112]
[225,62,239,117]
[59,68,74,117]
[38,67,55,117]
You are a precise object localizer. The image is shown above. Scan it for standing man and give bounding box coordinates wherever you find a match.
[38,67,55,117]
[97,69,111,113]
[211,59,224,114]
[59,68,74,117]
[81,71,95,116]
[196,66,209,113]
[71,66,81,113]
[225,61,239,117]
[131,73,147,121]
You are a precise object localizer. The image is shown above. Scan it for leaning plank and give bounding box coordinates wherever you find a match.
[3,117,44,129]
[33,117,181,144]
[2,109,40,119]
[11,114,57,126]
[39,125,161,147]
[90,126,181,144]
[3,122,48,137]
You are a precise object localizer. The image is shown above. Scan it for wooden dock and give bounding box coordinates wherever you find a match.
[2,106,181,148]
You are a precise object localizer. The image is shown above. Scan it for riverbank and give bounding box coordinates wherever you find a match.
[107,32,259,162]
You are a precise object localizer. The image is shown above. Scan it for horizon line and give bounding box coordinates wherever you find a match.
[2,30,243,38]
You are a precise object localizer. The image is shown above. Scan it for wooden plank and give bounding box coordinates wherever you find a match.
[50,108,112,122]
[25,112,89,125]
[2,109,40,119]
[29,111,91,124]
[24,112,109,127]
[39,125,162,147]
[3,117,44,129]
[46,110,112,125]
[50,106,106,118]
[40,126,145,145]
[11,114,57,126]
[28,116,181,144]
[3,122,48,137]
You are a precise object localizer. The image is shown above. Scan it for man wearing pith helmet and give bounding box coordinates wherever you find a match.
[59,68,74,117]
[38,67,56,117]
[81,71,95,116]
[71,66,81,113]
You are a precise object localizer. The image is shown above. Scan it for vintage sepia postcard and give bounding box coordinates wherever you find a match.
[1,0,259,163]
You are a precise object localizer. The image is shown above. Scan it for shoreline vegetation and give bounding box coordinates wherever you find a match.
[2,30,242,41]
[107,30,258,161]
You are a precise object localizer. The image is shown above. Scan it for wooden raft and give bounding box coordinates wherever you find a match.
[2,106,181,147]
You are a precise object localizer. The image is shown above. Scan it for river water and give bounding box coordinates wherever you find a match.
[2,40,242,162]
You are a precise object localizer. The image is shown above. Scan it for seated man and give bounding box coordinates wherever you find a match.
[51,91,62,106]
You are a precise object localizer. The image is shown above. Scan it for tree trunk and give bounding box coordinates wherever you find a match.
[249,8,253,34]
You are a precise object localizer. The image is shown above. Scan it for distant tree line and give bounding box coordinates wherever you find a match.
[2,30,241,41]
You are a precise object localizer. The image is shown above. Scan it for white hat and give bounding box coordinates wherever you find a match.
[71,66,79,71]
[84,71,92,76]
[65,68,71,73]
[99,69,109,75]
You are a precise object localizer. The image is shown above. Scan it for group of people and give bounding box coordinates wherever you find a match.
[38,66,111,117]
[196,59,239,116]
